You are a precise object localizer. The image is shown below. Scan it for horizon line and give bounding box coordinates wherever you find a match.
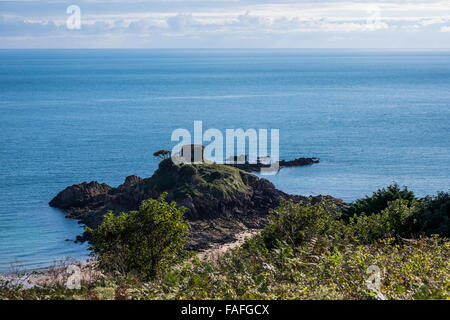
[1,47,450,50]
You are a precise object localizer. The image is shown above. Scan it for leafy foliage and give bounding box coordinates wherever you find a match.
[412,191,450,237]
[142,159,251,200]
[262,199,341,249]
[2,186,449,300]
[342,184,450,239]
[85,193,189,280]
[347,199,417,243]
[342,183,416,220]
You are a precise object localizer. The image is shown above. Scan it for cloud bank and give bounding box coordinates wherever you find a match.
[0,0,449,48]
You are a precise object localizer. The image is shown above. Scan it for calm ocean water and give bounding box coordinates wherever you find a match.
[0,49,449,272]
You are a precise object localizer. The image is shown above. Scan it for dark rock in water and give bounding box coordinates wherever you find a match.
[49,181,112,210]
[226,157,320,173]
[279,157,320,167]
[50,159,341,251]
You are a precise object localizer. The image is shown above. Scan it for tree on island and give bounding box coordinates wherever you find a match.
[153,149,171,160]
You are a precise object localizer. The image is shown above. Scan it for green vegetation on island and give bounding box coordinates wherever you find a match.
[142,159,254,200]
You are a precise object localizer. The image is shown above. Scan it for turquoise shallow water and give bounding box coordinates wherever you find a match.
[0,49,449,272]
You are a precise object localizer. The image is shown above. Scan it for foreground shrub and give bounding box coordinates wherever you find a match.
[262,199,342,249]
[86,193,189,280]
[121,234,449,300]
[347,199,417,243]
[3,187,449,300]
[412,191,450,237]
[342,184,415,220]
[3,234,447,300]
[343,185,450,239]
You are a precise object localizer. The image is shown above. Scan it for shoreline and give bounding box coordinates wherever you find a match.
[0,258,99,289]
[0,229,261,287]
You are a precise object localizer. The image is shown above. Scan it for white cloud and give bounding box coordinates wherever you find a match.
[1,1,450,47]
[420,17,446,26]
[167,13,198,31]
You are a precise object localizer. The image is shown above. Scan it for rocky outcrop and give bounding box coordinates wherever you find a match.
[279,157,320,167]
[51,176,149,229]
[49,181,112,211]
[50,159,341,250]
[226,157,320,172]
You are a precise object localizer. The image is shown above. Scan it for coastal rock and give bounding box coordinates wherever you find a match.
[279,157,320,167]
[50,159,342,250]
[49,181,112,210]
[227,157,320,172]
[123,175,142,186]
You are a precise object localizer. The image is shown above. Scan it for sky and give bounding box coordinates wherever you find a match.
[0,0,449,48]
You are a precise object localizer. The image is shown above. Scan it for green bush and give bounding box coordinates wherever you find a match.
[263,197,419,248]
[262,199,342,249]
[342,183,416,221]
[347,199,417,244]
[342,185,450,239]
[412,191,450,237]
[86,193,189,280]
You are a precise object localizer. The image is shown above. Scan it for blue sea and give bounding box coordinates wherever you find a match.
[0,49,449,272]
